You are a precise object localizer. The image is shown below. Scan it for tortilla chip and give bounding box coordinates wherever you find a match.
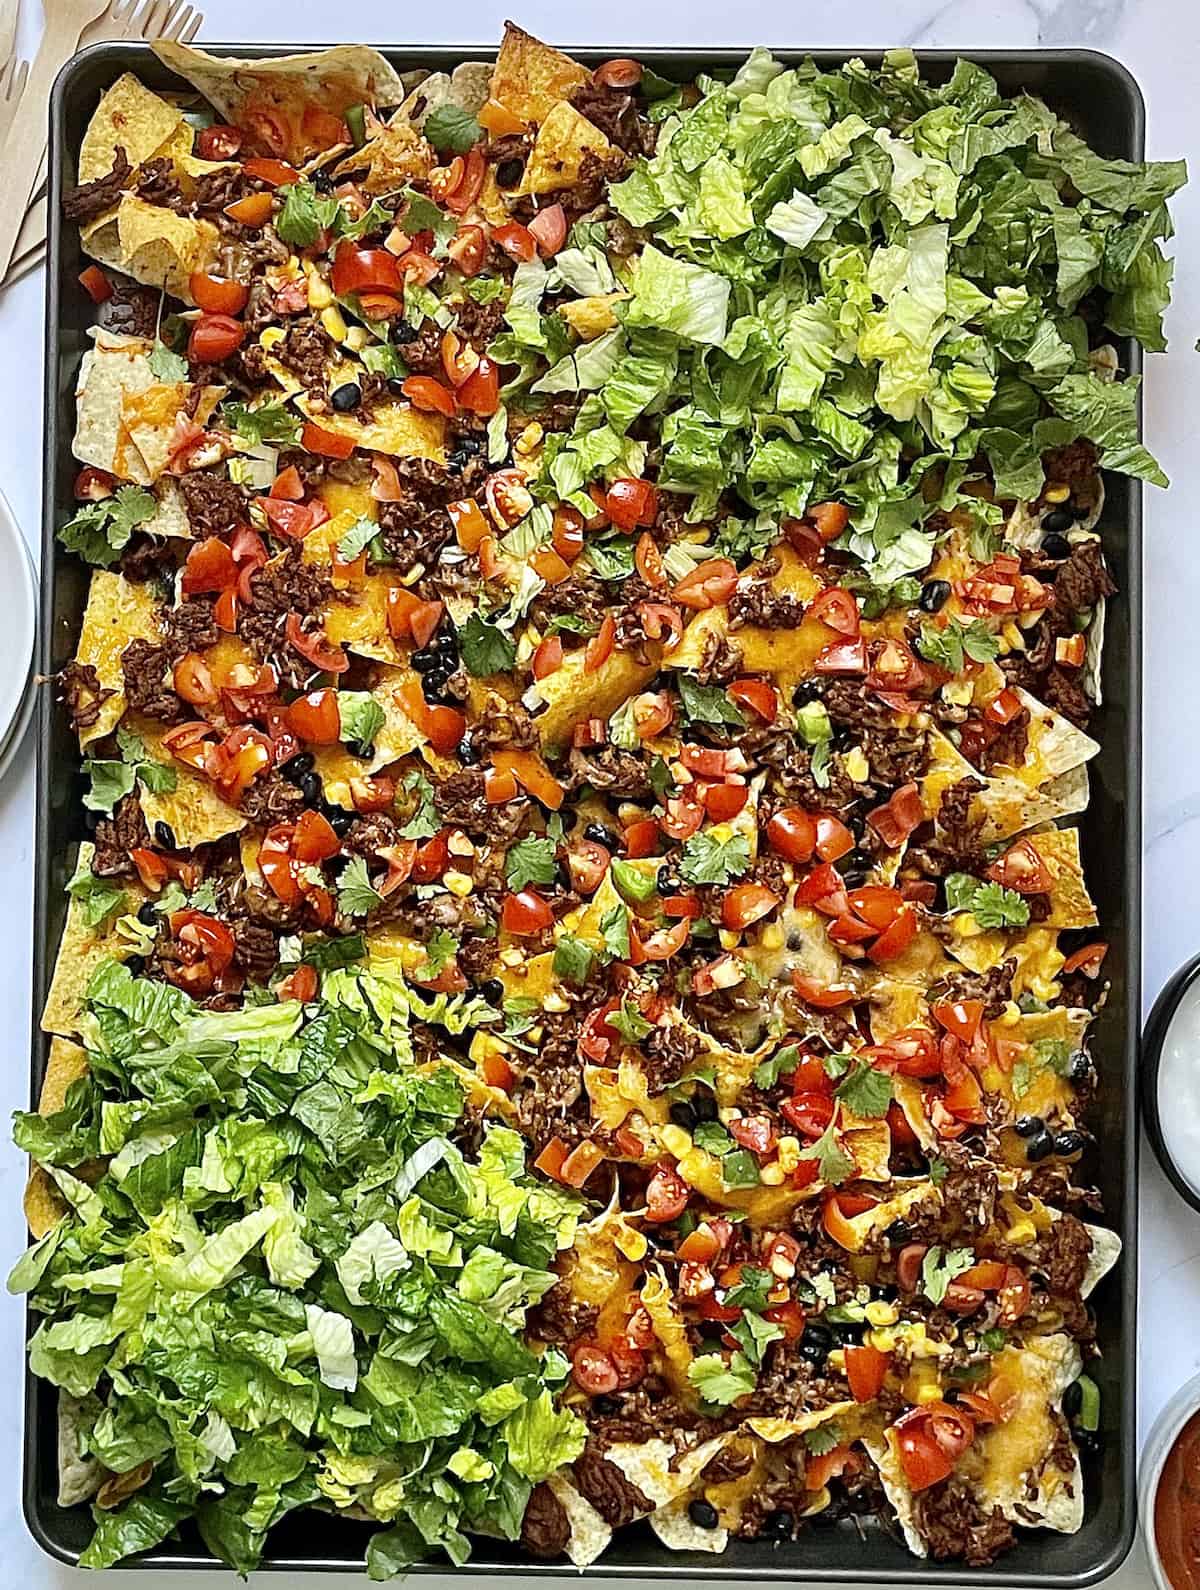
[41,844,148,1037]
[520,101,614,196]
[1081,1222,1121,1298]
[38,1036,90,1116]
[79,73,184,183]
[24,1171,66,1241]
[976,764,1090,842]
[489,23,590,127]
[605,1436,728,1513]
[1027,827,1098,929]
[84,195,220,303]
[122,381,225,483]
[152,43,406,164]
[74,570,162,748]
[72,331,155,481]
[546,1472,612,1567]
[979,1337,1083,1529]
[142,479,192,541]
[746,1404,858,1443]
[1084,597,1105,706]
[640,1267,695,1398]
[332,119,435,194]
[312,669,427,802]
[321,574,408,664]
[132,721,247,848]
[532,644,659,750]
[558,293,626,340]
[58,1394,104,1507]
[841,1111,892,1182]
[293,394,446,462]
[394,61,492,130]
[1001,688,1100,786]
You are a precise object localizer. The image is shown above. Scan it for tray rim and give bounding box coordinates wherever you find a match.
[27,38,1144,1585]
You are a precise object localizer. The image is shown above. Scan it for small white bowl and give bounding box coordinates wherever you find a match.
[1138,1369,1200,1590]
[0,485,37,765]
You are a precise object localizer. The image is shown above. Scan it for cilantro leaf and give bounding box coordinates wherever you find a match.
[679,831,751,887]
[677,675,746,728]
[338,691,386,752]
[722,1265,772,1313]
[687,1350,757,1407]
[803,1419,843,1456]
[66,853,126,927]
[148,340,188,381]
[275,180,339,247]
[609,998,651,1043]
[458,613,516,676]
[753,1044,802,1090]
[721,1149,760,1189]
[421,930,459,979]
[921,1244,975,1304]
[398,189,458,249]
[943,872,1029,928]
[336,855,383,917]
[729,1307,783,1367]
[219,400,302,446]
[423,103,483,155]
[797,1122,854,1187]
[58,485,156,567]
[336,515,382,563]
[917,619,1001,674]
[81,759,136,815]
[693,1120,735,1156]
[599,902,630,962]
[553,935,595,987]
[398,770,441,840]
[505,836,557,891]
[834,1062,893,1118]
[928,1155,949,1185]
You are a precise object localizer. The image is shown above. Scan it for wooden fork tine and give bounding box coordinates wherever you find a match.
[179,13,202,43]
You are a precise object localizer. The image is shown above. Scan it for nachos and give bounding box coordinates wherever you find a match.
[14,28,1182,1576]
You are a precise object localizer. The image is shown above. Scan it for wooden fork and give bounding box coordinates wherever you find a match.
[0,55,29,151]
[4,0,204,284]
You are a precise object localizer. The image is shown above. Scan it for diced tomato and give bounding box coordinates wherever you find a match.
[867,903,917,963]
[727,1115,777,1157]
[197,124,243,160]
[627,916,691,964]
[585,612,616,673]
[560,1139,606,1187]
[298,420,353,460]
[623,818,660,858]
[301,103,350,151]
[284,613,348,674]
[986,837,1052,894]
[130,848,169,892]
[815,814,855,862]
[595,57,643,88]
[285,688,341,746]
[189,270,250,315]
[172,651,218,707]
[492,748,564,811]
[845,1344,889,1403]
[401,375,457,418]
[447,497,489,551]
[767,807,817,864]
[644,1163,689,1224]
[721,884,780,932]
[410,600,445,650]
[243,155,300,186]
[845,885,903,931]
[895,1423,956,1492]
[932,999,984,1045]
[550,504,585,563]
[660,794,704,842]
[828,911,877,947]
[791,975,857,1009]
[567,840,610,895]
[606,477,658,532]
[796,861,847,913]
[78,265,111,303]
[762,1299,806,1343]
[728,678,778,723]
[637,601,684,649]
[459,356,500,416]
[531,546,572,587]
[679,745,747,780]
[348,774,396,814]
[634,531,666,588]
[484,766,519,805]
[442,224,485,278]
[409,832,449,885]
[678,1224,723,1264]
[493,221,538,261]
[572,1343,620,1396]
[182,536,236,595]
[260,494,330,540]
[808,501,850,542]
[810,586,860,637]
[188,313,245,363]
[632,691,674,739]
[532,635,564,680]
[673,558,738,611]
[278,963,319,1002]
[528,202,567,255]
[781,1091,836,1140]
[867,782,925,850]
[225,191,274,227]
[502,889,554,935]
[703,782,749,821]
[291,809,341,864]
[1063,941,1108,977]
[480,1050,515,1092]
[534,1136,570,1181]
[822,1191,863,1249]
[984,686,1023,726]
[331,243,402,298]
[867,637,925,693]
[73,466,115,502]
[869,1026,941,1078]
[814,636,868,674]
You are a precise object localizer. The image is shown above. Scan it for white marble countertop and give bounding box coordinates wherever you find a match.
[0,0,1195,1583]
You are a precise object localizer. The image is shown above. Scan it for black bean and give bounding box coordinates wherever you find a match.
[1042,509,1074,535]
[1014,1114,1044,1137]
[691,1093,718,1122]
[762,1510,793,1541]
[496,157,524,188]
[154,820,176,850]
[386,375,407,397]
[1062,1380,1083,1419]
[1075,1429,1103,1459]
[792,680,824,708]
[330,382,362,413]
[800,1323,832,1356]
[481,978,505,1005]
[412,650,436,673]
[458,737,481,765]
[658,876,681,896]
[885,1219,913,1244]
[1041,532,1072,559]
[828,1321,862,1346]
[585,822,619,850]
[137,901,158,926]
[283,751,315,783]
[688,1499,719,1530]
[919,578,951,613]
[344,739,374,760]
[1025,1128,1055,1162]
[125,955,146,976]
[1054,1130,1087,1157]
[1068,1049,1092,1083]
[593,1395,619,1417]
[328,808,352,838]
[669,1100,697,1131]
[300,772,322,809]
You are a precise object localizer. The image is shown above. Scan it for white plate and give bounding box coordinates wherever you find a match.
[0,486,37,760]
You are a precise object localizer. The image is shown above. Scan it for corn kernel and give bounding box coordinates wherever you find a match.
[469,1032,506,1062]
[615,1227,648,1261]
[528,1025,543,1044]
[917,1382,945,1405]
[951,912,979,937]
[942,678,973,707]
[718,929,739,951]
[661,1125,693,1159]
[447,829,474,858]
[1002,621,1025,653]
[321,306,348,343]
[344,326,369,352]
[443,870,473,897]
[865,1300,899,1326]
[306,272,333,310]
[515,422,543,456]
[759,1162,785,1186]
[499,947,523,968]
[776,1136,800,1173]
[1044,483,1070,504]
[827,1349,846,1373]
[760,922,784,951]
[844,746,869,783]
[867,1328,896,1353]
[542,991,570,1015]
[259,326,285,351]
[1005,1217,1037,1246]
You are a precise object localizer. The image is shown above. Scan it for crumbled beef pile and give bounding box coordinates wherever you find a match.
[119,534,177,585]
[553,148,627,220]
[760,733,863,815]
[57,661,110,733]
[133,157,185,211]
[238,547,333,687]
[241,882,302,932]
[529,575,609,634]
[97,279,158,339]
[509,1009,590,1151]
[931,960,1016,1020]
[434,768,529,841]
[572,1439,654,1528]
[179,470,250,538]
[907,777,986,877]
[274,316,333,387]
[860,725,929,788]
[728,579,806,630]
[936,1149,999,1233]
[161,597,220,660]
[375,457,481,573]
[519,1483,570,1559]
[1040,438,1099,497]
[461,698,538,758]
[457,933,498,982]
[92,794,150,877]
[342,812,400,857]
[1033,1209,1093,1296]
[570,81,657,157]
[822,678,899,733]
[641,1019,700,1094]
[453,293,506,349]
[487,131,532,189]
[190,165,247,217]
[568,744,653,798]
[978,707,1029,774]
[238,769,307,825]
[1055,539,1116,616]
[394,321,442,374]
[914,1476,1016,1565]
[121,639,185,723]
[231,919,279,980]
[62,147,132,221]
[527,1279,599,1347]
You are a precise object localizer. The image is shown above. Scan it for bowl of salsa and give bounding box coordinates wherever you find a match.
[1141,1374,1200,1590]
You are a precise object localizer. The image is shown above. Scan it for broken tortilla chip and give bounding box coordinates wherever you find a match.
[132,718,248,848]
[74,569,162,748]
[79,73,185,183]
[532,642,659,750]
[293,394,446,461]
[333,119,434,194]
[520,100,614,195]
[546,1472,612,1567]
[489,22,590,127]
[122,380,225,482]
[83,195,220,303]
[41,844,148,1038]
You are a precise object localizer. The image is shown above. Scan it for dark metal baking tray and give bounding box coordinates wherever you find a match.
[28,39,1144,1584]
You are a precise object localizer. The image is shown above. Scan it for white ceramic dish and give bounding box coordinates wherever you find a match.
[0,486,37,767]
[1138,1369,1200,1590]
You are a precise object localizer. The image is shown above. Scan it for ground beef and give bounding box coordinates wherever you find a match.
[529,576,609,635]
[119,534,177,585]
[121,639,185,723]
[460,698,537,758]
[728,580,806,630]
[275,316,332,387]
[190,165,246,217]
[242,278,278,336]
[238,547,333,686]
[979,709,1029,773]
[527,1279,599,1347]
[913,1475,1015,1565]
[572,1439,654,1528]
[554,148,626,220]
[1040,439,1099,497]
[342,812,400,856]
[642,1020,699,1094]
[860,726,928,788]
[57,661,110,734]
[453,294,506,349]
[238,769,305,825]
[1054,539,1115,617]
[274,447,326,493]
[762,737,862,816]
[92,794,150,877]
[394,321,442,374]
[937,1149,999,1234]
[179,471,249,538]
[568,744,652,798]
[133,157,184,211]
[520,1482,570,1559]
[908,776,986,877]
[931,960,1015,1020]
[374,458,468,573]
[569,81,656,157]
[457,933,499,983]
[1043,666,1093,728]
[1034,1210,1093,1296]
[162,597,220,660]
[487,131,532,188]
[241,883,302,931]
[434,768,529,842]
[231,920,278,980]
[97,279,158,339]
[606,216,646,258]
[821,679,897,733]
[62,147,131,221]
